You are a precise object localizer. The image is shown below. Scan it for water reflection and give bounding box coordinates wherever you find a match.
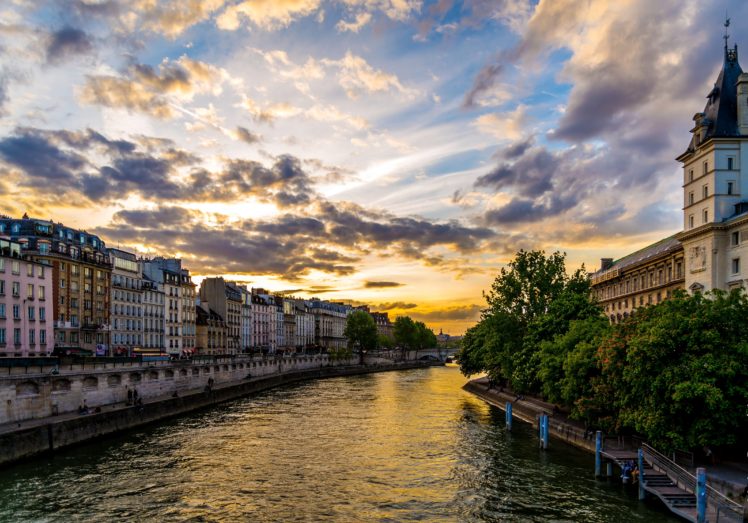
[0,367,675,522]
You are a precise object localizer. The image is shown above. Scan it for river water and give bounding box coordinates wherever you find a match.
[0,367,676,522]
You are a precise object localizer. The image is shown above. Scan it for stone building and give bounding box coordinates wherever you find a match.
[195,302,227,355]
[237,285,252,353]
[371,311,393,338]
[251,289,275,353]
[309,299,350,350]
[0,238,54,357]
[591,237,685,322]
[142,277,165,352]
[0,216,111,355]
[199,278,241,354]
[142,258,195,356]
[108,248,143,357]
[592,39,748,314]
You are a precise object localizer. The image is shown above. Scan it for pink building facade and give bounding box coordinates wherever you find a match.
[0,239,54,357]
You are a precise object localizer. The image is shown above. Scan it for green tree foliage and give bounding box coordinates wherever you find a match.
[587,290,748,452]
[459,250,600,393]
[415,321,437,349]
[377,333,395,349]
[393,316,418,350]
[344,310,378,363]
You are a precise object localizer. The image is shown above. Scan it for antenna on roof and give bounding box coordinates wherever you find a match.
[724,13,730,49]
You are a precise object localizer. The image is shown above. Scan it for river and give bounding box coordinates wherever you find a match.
[0,366,677,522]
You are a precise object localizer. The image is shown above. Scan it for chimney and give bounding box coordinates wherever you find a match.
[600,258,614,271]
[738,73,748,136]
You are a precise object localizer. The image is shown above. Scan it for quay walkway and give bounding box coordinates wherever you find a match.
[465,377,747,523]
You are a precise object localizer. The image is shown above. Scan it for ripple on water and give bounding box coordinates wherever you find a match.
[0,368,677,522]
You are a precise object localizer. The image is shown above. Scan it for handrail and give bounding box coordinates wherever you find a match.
[642,443,743,521]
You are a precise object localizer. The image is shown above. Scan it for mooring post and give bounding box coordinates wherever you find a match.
[638,448,645,500]
[606,462,613,478]
[538,414,548,449]
[696,467,707,523]
[505,402,512,431]
[595,431,602,477]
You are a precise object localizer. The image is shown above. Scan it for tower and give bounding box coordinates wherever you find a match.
[676,34,748,293]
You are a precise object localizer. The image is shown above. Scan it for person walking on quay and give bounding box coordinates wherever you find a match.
[127,388,133,406]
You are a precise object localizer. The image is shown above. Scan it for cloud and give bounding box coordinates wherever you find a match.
[233,126,261,144]
[364,281,404,288]
[473,104,528,141]
[79,56,231,118]
[217,0,321,31]
[0,132,87,187]
[336,12,372,32]
[46,26,94,64]
[410,304,483,321]
[373,302,417,310]
[324,51,416,99]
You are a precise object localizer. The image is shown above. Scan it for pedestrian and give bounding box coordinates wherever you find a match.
[127,388,133,405]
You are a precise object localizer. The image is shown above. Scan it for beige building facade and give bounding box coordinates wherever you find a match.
[593,42,748,312]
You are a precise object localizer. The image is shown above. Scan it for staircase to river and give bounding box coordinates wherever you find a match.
[602,443,744,522]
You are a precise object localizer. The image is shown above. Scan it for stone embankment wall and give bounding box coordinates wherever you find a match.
[0,359,439,467]
[0,355,354,425]
[463,379,596,453]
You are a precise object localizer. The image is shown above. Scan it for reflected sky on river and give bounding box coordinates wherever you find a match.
[0,367,676,522]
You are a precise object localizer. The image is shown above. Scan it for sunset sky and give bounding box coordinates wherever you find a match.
[1,0,746,334]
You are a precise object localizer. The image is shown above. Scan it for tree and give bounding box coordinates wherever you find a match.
[377,333,394,349]
[587,290,748,451]
[415,321,437,349]
[344,311,378,364]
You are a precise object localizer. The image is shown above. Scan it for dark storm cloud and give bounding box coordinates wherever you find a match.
[373,302,417,311]
[482,195,577,225]
[0,131,86,185]
[410,304,482,321]
[474,146,555,196]
[46,26,94,64]
[364,281,403,288]
[235,126,261,144]
[500,136,533,159]
[114,207,196,228]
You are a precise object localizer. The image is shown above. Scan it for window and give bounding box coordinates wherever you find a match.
[689,169,694,182]
[26,264,33,277]
[40,330,46,344]
[29,329,34,345]
[0,259,4,272]
[703,209,709,223]
[27,306,34,320]
[0,281,3,295]
[13,328,20,345]
[12,261,20,275]
[733,257,740,274]
[13,305,20,320]
[12,282,19,297]
[0,328,5,344]
[732,231,740,246]
[728,181,734,195]
[0,304,5,318]
[703,161,708,175]
[728,157,734,170]
[27,284,34,299]
[703,185,709,198]
[689,192,694,205]
[38,286,45,300]
[39,307,45,321]
[60,278,65,289]
[37,265,44,278]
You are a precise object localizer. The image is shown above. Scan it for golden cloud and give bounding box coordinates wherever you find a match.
[216,0,321,31]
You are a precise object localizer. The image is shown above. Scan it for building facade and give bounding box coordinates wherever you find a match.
[142,277,165,352]
[0,216,111,355]
[0,239,54,357]
[199,278,241,354]
[109,248,143,357]
[195,303,227,355]
[309,299,350,350]
[592,40,748,313]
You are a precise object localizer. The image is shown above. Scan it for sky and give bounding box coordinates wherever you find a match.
[1,0,747,335]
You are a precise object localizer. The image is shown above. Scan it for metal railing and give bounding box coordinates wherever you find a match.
[642,443,743,522]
